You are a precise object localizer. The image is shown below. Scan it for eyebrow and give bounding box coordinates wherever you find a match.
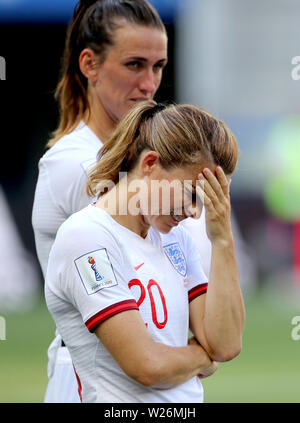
[126,57,168,64]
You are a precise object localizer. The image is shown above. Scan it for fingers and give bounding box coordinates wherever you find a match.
[197,167,231,210]
[196,167,232,241]
[198,361,219,379]
[197,175,219,209]
[200,167,230,199]
[196,167,232,231]
[196,179,216,212]
[215,166,231,197]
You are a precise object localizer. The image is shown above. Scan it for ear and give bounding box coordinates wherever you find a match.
[139,151,160,176]
[79,48,99,83]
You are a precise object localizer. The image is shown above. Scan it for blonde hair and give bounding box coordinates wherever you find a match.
[47,0,166,148]
[87,100,238,197]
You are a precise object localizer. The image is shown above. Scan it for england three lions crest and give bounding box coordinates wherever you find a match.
[163,243,187,277]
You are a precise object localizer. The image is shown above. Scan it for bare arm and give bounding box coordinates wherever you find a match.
[94,309,218,388]
[189,167,245,362]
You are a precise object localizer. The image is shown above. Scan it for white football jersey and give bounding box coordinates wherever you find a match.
[32,121,211,402]
[32,122,101,278]
[45,205,208,403]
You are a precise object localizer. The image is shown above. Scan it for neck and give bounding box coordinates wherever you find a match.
[85,92,117,143]
[95,175,150,238]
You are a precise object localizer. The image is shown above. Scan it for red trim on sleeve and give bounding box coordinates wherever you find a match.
[73,365,82,402]
[188,283,208,303]
[85,299,139,332]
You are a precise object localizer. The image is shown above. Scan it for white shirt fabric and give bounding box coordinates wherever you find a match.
[32,122,102,390]
[45,204,208,403]
[32,122,101,278]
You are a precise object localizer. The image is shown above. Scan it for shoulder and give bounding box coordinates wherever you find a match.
[53,207,123,267]
[56,206,117,251]
[48,207,124,285]
[40,123,102,172]
[35,125,102,213]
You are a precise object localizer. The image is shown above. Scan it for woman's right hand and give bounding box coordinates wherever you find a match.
[188,336,219,379]
[197,360,219,379]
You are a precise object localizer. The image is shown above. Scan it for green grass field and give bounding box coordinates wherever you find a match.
[203,289,300,403]
[0,289,299,403]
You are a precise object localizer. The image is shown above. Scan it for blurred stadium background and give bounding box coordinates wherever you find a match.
[0,0,300,403]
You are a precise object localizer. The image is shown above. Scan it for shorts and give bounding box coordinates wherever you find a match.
[44,346,80,403]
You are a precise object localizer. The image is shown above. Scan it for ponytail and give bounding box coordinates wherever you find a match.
[47,1,99,148]
[87,100,158,197]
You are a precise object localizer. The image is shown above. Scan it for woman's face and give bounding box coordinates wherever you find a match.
[140,160,217,234]
[92,23,168,123]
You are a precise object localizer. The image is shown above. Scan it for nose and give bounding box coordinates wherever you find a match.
[139,69,158,96]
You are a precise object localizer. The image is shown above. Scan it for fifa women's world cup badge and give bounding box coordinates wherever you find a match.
[75,249,118,295]
[88,256,103,282]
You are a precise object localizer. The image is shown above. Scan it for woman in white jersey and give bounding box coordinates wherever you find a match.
[45,100,244,403]
[32,0,168,402]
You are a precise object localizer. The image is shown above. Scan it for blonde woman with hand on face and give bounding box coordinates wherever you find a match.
[45,100,245,403]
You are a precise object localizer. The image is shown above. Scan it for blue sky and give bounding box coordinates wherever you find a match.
[0,0,180,23]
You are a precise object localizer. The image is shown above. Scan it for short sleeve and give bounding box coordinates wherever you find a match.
[44,150,93,217]
[52,222,139,333]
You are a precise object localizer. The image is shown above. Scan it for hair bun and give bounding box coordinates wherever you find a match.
[80,0,98,6]
[74,0,98,20]
[75,0,98,15]
[142,103,166,120]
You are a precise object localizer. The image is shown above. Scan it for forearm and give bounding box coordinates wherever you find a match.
[96,310,215,389]
[143,341,214,389]
[203,236,245,361]
[190,167,245,361]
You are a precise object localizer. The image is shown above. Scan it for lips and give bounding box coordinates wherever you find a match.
[130,98,149,103]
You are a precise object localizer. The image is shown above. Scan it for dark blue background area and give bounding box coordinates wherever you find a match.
[0,0,179,24]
